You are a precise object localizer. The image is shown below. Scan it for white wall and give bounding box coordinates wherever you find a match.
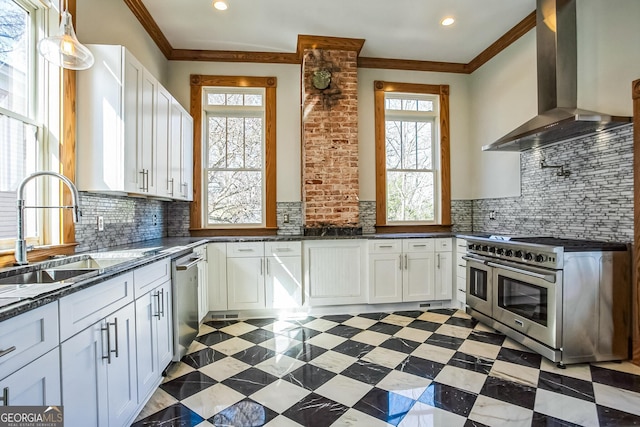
[357,68,473,201]
[76,0,168,84]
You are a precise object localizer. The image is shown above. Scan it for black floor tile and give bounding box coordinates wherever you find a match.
[358,312,392,321]
[447,351,494,375]
[429,308,458,315]
[596,404,640,426]
[467,330,506,346]
[283,364,336,391]
[204,319,240,329]
[284,343,327,362]
[407,319,442,332]
[132,403,204,427]
[396,355,445,380]
[464,419,491,427]
[181,348,226,369]
[418,382,477,417]
[425,333,465,351]
[537,370,595,402]
[232,345,276,366]
[280,326,322,341]
[332,340,374,358]
[392,310,425,318]
[325,324,362,338]
[196,330,234,346]
[352,387,415,426]
[479,375,537,410]
[238,328,276,344]
[368,322,403,335]
[282,393,348,427]
[342,360,392,384]
[445,316,479,329]
[209,398,278,427]
[243,318,276,327]
[591,365,640,394]
[497,347,542,369]
[379,336,420,354]
[322,314,354,323]
[222,368,279,396]
[531,411,585,426]
[160,371,217,400]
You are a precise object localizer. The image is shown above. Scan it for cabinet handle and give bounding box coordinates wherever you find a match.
[139,170,146,190]
[379,245,393,248]
[412,244,427,248]
[145,169,150,191]
[168,178,174,195]
[101,321,112,364]
[112,317,119,358]
[260,258,264,275]
[182,182,188,196]
[237,248,254,252]
[399,254,403,270]
[153,291,161,319]
[0,387,8,406]
[0,346,16,358]
[404,254,408,270]
[437,253,441,269]
[267,258,270,275]
[160,288,165,318]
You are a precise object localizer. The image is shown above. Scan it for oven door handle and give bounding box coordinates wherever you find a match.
[462,255,489,265]
[486,262,556,283]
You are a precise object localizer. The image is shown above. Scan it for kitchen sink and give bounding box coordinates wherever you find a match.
[55,257,138,269]
[0,268,98,285]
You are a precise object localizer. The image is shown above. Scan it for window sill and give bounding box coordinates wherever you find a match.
[375,224,452,234]
[190,227,278,237]
[0,243,78,269]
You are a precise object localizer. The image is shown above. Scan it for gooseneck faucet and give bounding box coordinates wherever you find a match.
[15,172,81,265]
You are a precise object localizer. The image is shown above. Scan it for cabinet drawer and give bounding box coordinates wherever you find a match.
[134,259,170,296]
[368,240,402,253]
[435,238,452,252]
[59,272,134,341]
[0,303,59,381]
[456,253,466,265]
[227,242,264,257]
[457,289,467,304]
[457,264,467,278]
[402,239,435,253]
[194,244,208,261]
[265,241,301,257]
[456,238,467,248]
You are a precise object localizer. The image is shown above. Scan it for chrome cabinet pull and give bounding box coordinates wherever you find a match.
[0,346,16,358]
[139,170,145,190]
[412,244,427,248]
[181,182,188,197]
[168,178,174,195]
[0,387,8,406]
[399,254,402,270]
[379,245,393,248]
[437,253,441,269]
[160,288,165,318]
[237,248,254,252]
[112,317,119,358]
[404,254,408,270]
[101,321,112,364]
[145,170,150,191]
[153,291,161,319]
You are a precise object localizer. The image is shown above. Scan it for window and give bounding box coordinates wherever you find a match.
[204,87,265,226]
[374,81,451,231]
[190,75,277,235]
[0,0,41,249]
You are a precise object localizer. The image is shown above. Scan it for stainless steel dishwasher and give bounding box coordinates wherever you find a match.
[171,251,202,361]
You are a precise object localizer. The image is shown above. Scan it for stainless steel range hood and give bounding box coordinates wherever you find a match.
[482,0,631,152]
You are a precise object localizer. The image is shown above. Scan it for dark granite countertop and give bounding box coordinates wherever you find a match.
[0,233,463,322]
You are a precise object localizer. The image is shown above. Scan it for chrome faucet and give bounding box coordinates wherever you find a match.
[15,172,81,265]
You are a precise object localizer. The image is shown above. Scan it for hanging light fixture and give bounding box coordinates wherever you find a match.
[37,0,94,70]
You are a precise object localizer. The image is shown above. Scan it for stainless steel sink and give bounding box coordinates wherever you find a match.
[0,268,98,285]
[55,258,137,269]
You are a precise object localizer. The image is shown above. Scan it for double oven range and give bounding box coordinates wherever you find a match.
[463,235,631,366]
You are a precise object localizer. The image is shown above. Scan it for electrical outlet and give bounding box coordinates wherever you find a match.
[153,214,158,226]
[489,210,496,220]
[283,213,290,223]
[97,216,104,231]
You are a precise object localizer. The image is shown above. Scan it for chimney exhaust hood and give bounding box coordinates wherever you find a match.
[482,0,631,152]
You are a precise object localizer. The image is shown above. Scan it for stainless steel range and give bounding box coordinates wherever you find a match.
[462,235,631,366]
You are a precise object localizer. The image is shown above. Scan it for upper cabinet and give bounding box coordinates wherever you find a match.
[77,45,193,201]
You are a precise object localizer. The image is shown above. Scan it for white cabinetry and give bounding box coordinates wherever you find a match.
[195,245,209,321]
[265,242,303,309]
[227,242,265,310]
[59,272,138,427]
[208,243,228,312]
[77,44,192,200]
[368,238,453,304]
[170,99,194,201]
[455,238,468,308]
[0,303,60,407]
[304,240,367,306]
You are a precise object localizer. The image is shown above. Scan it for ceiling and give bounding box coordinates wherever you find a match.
[140,0,535,64]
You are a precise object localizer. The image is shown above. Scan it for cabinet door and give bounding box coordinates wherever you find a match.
[369,253,403,304]
[403,252,436,302]
[157,281,174,369]
[266,256,302,309]
[106,303,138,427]
[208,243,228,311]
[61,322,108,427]
[181,112,194,201]
[198,259,209,321]
[435,251,453,300]
[170,99,183,200]
[0,348,61,406]
[123,49,144,193]
[227,257,265,310]
[135,290,160,403]
[140,69,157,194]
[156,84,172,198]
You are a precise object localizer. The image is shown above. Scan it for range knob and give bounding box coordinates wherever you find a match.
[489,246,496,253]
[524,253,534,261]
[468,244,474,250]
[505,249,513,257]
[535,254,546,263]
[515,250,523,258]
[474,244,483,250]
[496,248,505,255]
[481,245,489,252]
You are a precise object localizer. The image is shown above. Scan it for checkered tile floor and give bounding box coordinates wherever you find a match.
[133,309,640,427]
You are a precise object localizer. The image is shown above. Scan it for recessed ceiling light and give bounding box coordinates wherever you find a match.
[441,17,455,26]
[213,1,228,10]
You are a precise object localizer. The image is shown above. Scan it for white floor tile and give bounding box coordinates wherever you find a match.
[534,388,599,426]
[361,347,408,369]
[417,312,450,324]
[256,354,306,377]
[220,322,258,336]
[457,339,501,360]
[489,360,540,387]
[434,324,472,339]
[411,343,456,364]
[315,375,373,407]
[264,415,304,427]
[342,316,378,330]
[182,383,245,419]
[593,382,640,417]
[377,370,432,400]
[434,365,487,394]
[332,408,393,427]
[540,358,592,382]
[351,330,389,346]
[310,350,358,373]
[199,357,251,381]
[306,332,347,349]
[394,327,432,343]
[303,318,339,332]
[250,379,310,413]
[399,401,466,427]
[259,335,301,353]
[382,314,415,327]
[211,336,255,355]
[468,395,533,427]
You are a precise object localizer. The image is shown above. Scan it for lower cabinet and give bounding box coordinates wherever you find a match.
[207,243,228,312]
[61,302,137,427]
[1,348,61,406]
[135,280,173,404]
[195,245,209,321]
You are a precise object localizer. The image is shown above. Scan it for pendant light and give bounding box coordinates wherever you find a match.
[37,0,94,70]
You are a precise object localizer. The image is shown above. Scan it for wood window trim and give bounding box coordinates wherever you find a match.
[632,78,640,367]
[189,75,277,236]
[374,80,451,233]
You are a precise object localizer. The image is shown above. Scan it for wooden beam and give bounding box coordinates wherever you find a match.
[633,78,640,366]
[171,49,299,64]
[467,11,536,73]
[123,0,173,59]
[61,0,76,248]
[359,57,469,74]
[296,35,366,61]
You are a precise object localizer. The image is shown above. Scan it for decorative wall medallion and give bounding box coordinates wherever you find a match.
[312,69,331,90]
